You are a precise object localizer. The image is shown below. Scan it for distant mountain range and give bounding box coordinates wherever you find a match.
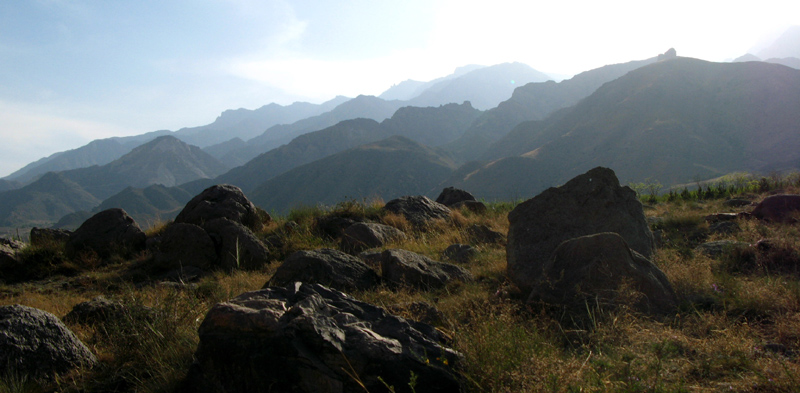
[450,57,800,199]
[3,31,800,232]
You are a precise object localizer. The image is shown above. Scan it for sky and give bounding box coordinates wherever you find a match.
[1,0,799,177]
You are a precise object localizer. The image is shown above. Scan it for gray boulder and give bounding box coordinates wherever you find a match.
[695,240,749,258]
[751,194,800,223]
[0,304,97,379]
[267,248,380,292]
[466,224,506,245]
[63,296,126,326]
[507,167,654,293]
[30,227,72,245]
[384,196,451,227]
[149,223,217,272]
[380,249,473,290]
[528,233,677,314]
[175,184,265,232]
[0,237,24,270]
[186,282,463,393]
[435,187,476,207]
[709,221,739,235]
[203,218,270,270]
[66,208,146,259]
[341,222,407,253]
[442,244,478,264]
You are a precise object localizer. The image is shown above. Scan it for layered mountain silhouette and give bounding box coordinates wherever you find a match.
[250,136,457,213]
[0,172,100,227]
[209,102,480,193]
[449,58,800,200]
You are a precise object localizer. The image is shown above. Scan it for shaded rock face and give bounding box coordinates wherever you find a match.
[175,184,264,232]
[66,208,146,259]
[149,223,217,272]
[507,167,654,293]
[751,194,800,223]
[380,249,473,290]
[0,304,97,379]
[267,248,380,292]
[466,224,506,245]
[64,296,126,326]
[314,215,366,239]
[435,187,476,207]
[384,196,451,227]
[0,237,24,270]
[340,222,407,253]
[30,227,72,246]
[186,282,463,393]
[528,233,677,314]
[695,240,750,258]
[451,200,487,214]
[442,244,478,264]
[203,218,270,271]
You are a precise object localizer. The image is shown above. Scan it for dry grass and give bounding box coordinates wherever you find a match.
[5,191,800,392]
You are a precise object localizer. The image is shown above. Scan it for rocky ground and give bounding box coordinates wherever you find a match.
[2,168,800,392]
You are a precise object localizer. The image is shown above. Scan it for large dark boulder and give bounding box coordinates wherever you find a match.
[340,222,407,253]
[30,227,72,246]
[0,304,97,379]
[314,215,367,239]
[507,167,654,293]
[63,296,127,326]
[384,196,451,227]
[175,184,264,232]
[267,248,380,292]
[186,282,463,393]
[751,194,800,223]
[66,208,146,259]
[149,223,217,272]
[0,237,24,271]
[203,218,270,270]
[528,233,677,314]
[380,249,473,290]
[435,187,476,207]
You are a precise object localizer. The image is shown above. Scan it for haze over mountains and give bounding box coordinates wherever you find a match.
[2,30,800,233]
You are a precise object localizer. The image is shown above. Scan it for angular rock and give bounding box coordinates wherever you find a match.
[380,249,473,290]
[451,200,487,214]
[63,296,126,326]
[149,223,217,273]
[466,224,506,245]
[175,184,265,232]
[709,221,739,235]
[442,244,478,264]
[66,208,146,259]
[186,282,463,393]
[507,167,654,293]
[30,227,72,246]
[435,187,476,207]
[314,215,367,239]
[529,233,677,314]
[267,248,380,292]
[0,304,97,379]
[0,237,24,270]
[751,194,800,223]
[203,218,270,270]
[384,196,451,227]
[340,222,406,253]
[695,240,749,258]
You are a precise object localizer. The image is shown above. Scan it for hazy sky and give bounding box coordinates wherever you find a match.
[1,0,799,177]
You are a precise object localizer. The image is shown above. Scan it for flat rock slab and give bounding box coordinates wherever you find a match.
[340,222,406,253]
[695,240,750,258]
[384,196,451,228]
[186,282,463,393]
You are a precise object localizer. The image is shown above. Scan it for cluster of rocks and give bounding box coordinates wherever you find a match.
[147,184,271,279]
[507,167,677,314]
